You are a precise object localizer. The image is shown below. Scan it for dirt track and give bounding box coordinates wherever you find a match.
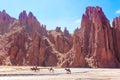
[0,66,120,80]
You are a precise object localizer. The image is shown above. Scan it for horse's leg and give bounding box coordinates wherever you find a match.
[52,69,54,72]
[35,69,36,72]
[51,69,53,73]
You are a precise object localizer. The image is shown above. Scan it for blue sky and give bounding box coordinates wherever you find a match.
[0,0,120,33]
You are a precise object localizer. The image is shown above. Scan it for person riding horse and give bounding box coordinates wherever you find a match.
[31,66,39,72]
[65,68,71,74]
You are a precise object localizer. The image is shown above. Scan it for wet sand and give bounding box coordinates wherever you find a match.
[0,66,120,80]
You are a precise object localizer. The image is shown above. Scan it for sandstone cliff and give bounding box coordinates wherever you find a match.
[0,7,120,68]
[61,6,119,68]
[113,17,120,67]
[72,6,118,68]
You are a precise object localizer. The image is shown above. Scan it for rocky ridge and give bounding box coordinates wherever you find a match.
[0,6,120,68]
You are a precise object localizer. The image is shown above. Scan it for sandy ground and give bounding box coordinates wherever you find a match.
[0,66,120,80]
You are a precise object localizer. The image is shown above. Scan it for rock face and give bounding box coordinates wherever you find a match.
[0,7,120,68]
[0,10,14,34]
[48,27,73,53]
[113,17,120,66]
[61,6,119,68]
[19,11,47,37]
[78,6,118,68]
[8,29,27,65]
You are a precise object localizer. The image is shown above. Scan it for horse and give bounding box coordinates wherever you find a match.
[48,67,54,72]
[30,66,39,72]
[65,68,71,74]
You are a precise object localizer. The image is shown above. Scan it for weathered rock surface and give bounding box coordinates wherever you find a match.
[61,6,119,68]
[48,27,72,53]
[0,7,120,68]
[19,11,47,37]
[82,6,118,68]
[113,17,120,66]
[0,10,14,34]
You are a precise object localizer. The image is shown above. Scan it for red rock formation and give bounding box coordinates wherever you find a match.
[8,29,27,65]
[6,20,58,66]
[0,10,14,34]
[62,6,118,68]
[55,27,62,32]
[48,27,73,53]
[0,52,7,65]
[39,36,58,66]
[113,17,120,66]
[19,11,47,37]
[19,10,27,25]
[64,27,71,38]
[0,8,119,68]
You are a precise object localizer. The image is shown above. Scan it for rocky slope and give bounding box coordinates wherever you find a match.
[0,6,120,67]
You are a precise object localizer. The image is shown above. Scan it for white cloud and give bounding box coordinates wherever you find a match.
[116,10,120,14]
[75,19,81,24]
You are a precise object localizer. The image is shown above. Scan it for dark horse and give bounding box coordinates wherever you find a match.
[65,68,71,74]
[31,66,39,72]
[48,67,54,72]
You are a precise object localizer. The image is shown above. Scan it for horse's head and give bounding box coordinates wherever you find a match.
[65,68,68,70]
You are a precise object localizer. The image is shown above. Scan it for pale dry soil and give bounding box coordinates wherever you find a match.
[0,66,120,80]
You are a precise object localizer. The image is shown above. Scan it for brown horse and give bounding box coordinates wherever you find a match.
[31,66,39,72]
[48,67,54,72]
[65,68,71,74]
